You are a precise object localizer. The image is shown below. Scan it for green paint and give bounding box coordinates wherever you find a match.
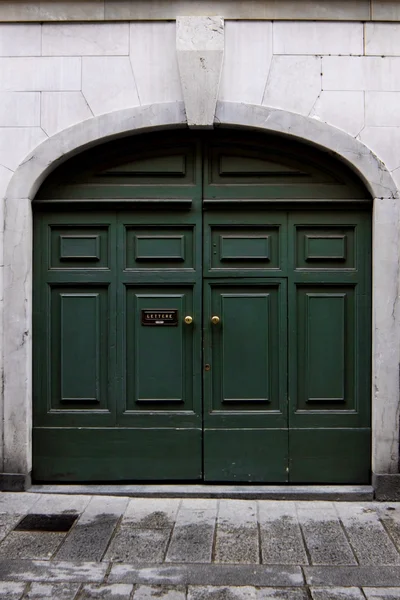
[33,131,372,483]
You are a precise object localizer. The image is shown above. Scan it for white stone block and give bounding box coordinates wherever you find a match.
[0,165,12,201]
[219,21,272,105]
[42,23,129,56]
[0,24,41,56]
[358,127,400,172]
[274,21,363,55]
[365,92,400,127]
[263,55,321,116]
[0,92,40,126]
[0,128,47,171]
[310,91,364,136]
[105,1,371,21]
[130,22,182,105]
[0,57,81,91]
[391,166,400,194]
[366,23,400,56]
[371,1,400,21]
[176,16,224,128]
[41,92,92,136]
[82,57,140,116]
[323,57,400,91]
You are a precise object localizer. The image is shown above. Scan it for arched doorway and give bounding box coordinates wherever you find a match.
[32,129,372,483]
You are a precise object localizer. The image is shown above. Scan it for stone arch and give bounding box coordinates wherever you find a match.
[3,101,398,490]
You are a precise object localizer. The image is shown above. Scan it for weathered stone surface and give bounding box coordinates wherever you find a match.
[176,16,224,128]
[134,585,186,599]
[28,494,90,515]
[105,528,170,564]
[188,586,257,599]
[296,502,356,566]
[256,590,309,600]
[0,532,64,560]
[214,500,259,564]
[0,559,108,583]
[304,567,400,587]
[55,496,128,562]
[0,581,26,599]
[258,502,308,565]
[123,498,180,529]
[25,582,81,599]
[335,504,400,565]
[109,564,304,587]
[0,514,24,544]
[310,587,365,600]
[166,499,217,564]
[364,588,400,599]
[79,584,134,599]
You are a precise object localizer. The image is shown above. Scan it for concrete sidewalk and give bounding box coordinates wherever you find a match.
[0,493,400,598]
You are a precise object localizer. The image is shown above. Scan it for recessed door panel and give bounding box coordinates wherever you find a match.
[125,226,195,270]
[203,279,288,482]
[295,286,355,410]
[124,287,195,409]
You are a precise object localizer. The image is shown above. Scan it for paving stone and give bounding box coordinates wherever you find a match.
[109,564,304,587]
[123,498,180,528]
[256,589,309,600]
[28,494,91,515]
[188,586,257,599]
[296,502,356,566]
[304,566,400,587]
[214,500,259,564]
[79,584,134,599]
[55,496,128,562]
[0,559,108,583]
[310,587,364,600]
[335,503,400,565]
[376,505,400,553]
[0,493,40,515]
[104,528,170,563]
[133,584,186,599]
[364,589,400,599]
[166,499,217,564]
[0,531,64,560]
[24,582,81,599]
[0,581,26,599]
[0,514,24,543]
[258,501,308,565]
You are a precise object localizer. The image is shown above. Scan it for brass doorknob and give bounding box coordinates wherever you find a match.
[211,316,220,325]
[184,316,193,325]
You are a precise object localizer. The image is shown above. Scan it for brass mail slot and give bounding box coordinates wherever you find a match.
[141,309,178,326]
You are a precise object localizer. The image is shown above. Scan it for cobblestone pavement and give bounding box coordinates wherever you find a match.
[1,493,400,598]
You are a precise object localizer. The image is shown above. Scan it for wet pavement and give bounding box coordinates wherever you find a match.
[0,493,400,598]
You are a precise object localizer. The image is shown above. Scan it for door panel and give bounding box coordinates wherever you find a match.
[295,286,355,410]
[203,280,288,482]
[124,287,196,409]
[204,211,287,277]
[288,211,371,482]
[57,289,108,407]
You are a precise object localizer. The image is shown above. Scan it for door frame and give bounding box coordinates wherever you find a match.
[3,102,397,490]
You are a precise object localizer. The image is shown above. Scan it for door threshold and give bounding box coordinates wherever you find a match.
[29,484,374,501]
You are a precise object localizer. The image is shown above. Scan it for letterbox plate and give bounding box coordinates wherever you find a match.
[141,309,178,326]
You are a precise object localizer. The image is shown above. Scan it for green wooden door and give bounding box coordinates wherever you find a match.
[33,130,371,483]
